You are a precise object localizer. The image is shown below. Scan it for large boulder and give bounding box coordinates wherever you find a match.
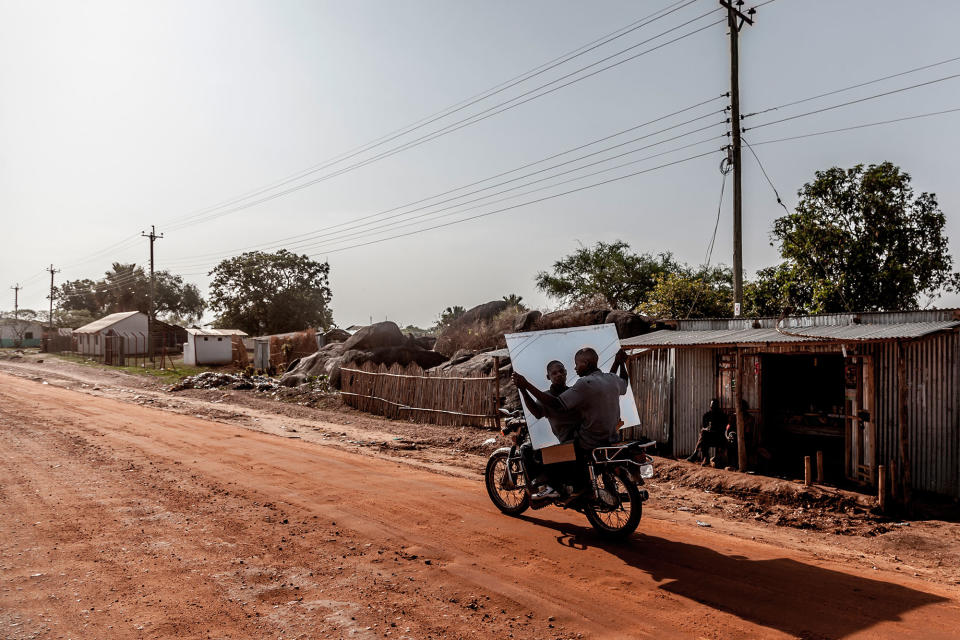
[536,308,611,330]
[341,321,406,352]
[455,300,510,327]
[342,346,448,370]
[279,342,346,387]
[512,309,541,333]
[605,310,652,339]
[323,328,352,344]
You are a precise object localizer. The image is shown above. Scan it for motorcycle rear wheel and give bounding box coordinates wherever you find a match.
[584,471,642,538]
[485,450,530,516]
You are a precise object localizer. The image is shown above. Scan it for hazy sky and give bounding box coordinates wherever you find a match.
[2,0,959,328]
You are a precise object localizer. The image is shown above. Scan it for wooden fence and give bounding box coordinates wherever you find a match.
[340,360,499,428]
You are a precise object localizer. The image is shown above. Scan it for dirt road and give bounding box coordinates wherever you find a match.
[2,372,959,639]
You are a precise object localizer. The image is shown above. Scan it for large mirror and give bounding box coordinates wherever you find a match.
[505,324,641,449]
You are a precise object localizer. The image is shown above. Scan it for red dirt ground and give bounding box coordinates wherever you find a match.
[1,361,960,638]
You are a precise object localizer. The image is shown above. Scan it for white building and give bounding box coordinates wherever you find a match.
[74,311,148,356]
[183,328,247,366]
[0,317,44,348]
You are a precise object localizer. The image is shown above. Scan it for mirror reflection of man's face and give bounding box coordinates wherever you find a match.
[574,352,596,376]
[547,363,567,386]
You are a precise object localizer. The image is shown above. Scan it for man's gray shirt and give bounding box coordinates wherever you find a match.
[558,369,629,449]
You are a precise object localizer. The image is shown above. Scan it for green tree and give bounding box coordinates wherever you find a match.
[742,263,813,317]
[435,305,466,331]
[640,265,733,319]
[57,263,205,325]
[208,250,333,335]
[535,241,680,310]
[772,162,960,312]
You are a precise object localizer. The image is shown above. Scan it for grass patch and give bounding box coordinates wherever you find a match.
[50,352,212,383]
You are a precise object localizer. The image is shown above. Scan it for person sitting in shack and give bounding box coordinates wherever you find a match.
[687,398,729,466]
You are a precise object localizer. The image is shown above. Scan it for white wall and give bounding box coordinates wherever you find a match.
[185,333,232,366]
[77,313,148,356]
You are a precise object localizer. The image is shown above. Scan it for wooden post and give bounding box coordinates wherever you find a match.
[878,464,887,512]
[890,458,897,500]
[735,349,747,471]
[493,356,501,431]
[804,456,812,486]
[816,450,824,483]
[897,341,912,506]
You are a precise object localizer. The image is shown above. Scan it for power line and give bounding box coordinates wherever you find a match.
[741,136,789,213]
[167,132,727,270]
[160,0,703,229]
[164,11,726,232]
[164,102,728,264]
[23,2,717,289]
[747,106,960,146]
[741,53,960,120]
[284,149,723,258]
[743,72,960,132]
[171,146,723,273]
[686,168,729,319]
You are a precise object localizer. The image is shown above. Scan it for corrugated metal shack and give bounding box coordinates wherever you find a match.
[621,309,960,500]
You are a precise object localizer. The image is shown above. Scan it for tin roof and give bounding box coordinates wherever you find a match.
[621,321,960,348]
[74,311,143,334]
[186,327,248,337]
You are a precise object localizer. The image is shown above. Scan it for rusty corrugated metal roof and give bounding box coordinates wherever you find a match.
[621,321,960,348]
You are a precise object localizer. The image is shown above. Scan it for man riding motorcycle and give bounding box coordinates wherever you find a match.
[512,347,630,499]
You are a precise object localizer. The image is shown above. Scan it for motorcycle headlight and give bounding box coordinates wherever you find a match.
[639,463,654,479]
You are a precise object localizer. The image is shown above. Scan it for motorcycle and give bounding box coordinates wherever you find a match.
[484,407,655,538]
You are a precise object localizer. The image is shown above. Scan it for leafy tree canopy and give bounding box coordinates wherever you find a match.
[208,250,333,336]
[535,241,680,310]
[771,162,960,312]
[57,263,205,326]
[639,265,733,319]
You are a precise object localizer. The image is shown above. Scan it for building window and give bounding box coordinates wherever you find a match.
[24,332,33,339]
[203,337,208,341]
[217,337,223,341]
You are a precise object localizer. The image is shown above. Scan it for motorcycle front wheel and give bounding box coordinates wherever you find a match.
[584,471,642,538]
[485,450,530,516]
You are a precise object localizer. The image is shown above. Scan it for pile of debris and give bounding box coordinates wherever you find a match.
[170,371,281,393]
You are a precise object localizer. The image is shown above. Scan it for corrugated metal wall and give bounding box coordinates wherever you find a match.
[873,333,959,498]
[672,348,717,457]
[625,349,673,445]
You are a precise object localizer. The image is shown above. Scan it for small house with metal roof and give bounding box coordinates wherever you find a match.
[183,327,248,366]
[621,309,960,500]
[74,311,148,357]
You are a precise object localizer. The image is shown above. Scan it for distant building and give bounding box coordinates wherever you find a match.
[74,311,148,356]
[73,311,186,357]
[0,316,44,348]
[183,328,247,366]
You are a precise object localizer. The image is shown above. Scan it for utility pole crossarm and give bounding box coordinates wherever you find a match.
[719,0,755,28]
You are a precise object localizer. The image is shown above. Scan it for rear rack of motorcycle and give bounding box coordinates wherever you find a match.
[591,440,656,464]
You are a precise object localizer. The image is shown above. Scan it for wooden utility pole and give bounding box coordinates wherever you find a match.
[11,283,20,320]
[721,0,755,316]
[141,226,163,361]
[46,265,59,347]
[10,284,21,347]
